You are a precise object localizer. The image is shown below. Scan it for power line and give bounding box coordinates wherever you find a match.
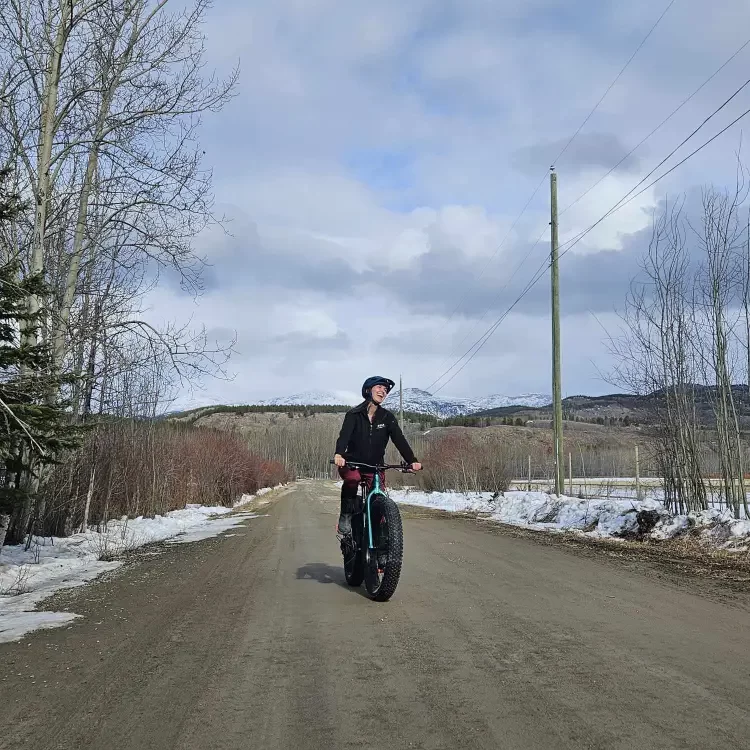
[558,100,750,259]
[429,95,750,394]
[439,172,547,327]
[554,0,677,166]
[436,0,677,332]
[561,74,750,229]
[424,224,549,392]
[431,264,546,395]
[560,34,750,217]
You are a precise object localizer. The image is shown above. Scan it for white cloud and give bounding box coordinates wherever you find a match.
[560,172,657,254]
[145,0,750,404]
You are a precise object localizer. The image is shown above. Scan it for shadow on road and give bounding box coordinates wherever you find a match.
[296,563,367,596]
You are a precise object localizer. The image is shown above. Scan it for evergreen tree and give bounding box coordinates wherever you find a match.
[0,169,81,548]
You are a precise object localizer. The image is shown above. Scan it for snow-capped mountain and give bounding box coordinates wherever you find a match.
[467,392,553,412]
[255,388,551,417]
[257,390,354,407]
[383,388,551,418]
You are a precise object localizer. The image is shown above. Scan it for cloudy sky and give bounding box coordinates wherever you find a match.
[147,0,750,407]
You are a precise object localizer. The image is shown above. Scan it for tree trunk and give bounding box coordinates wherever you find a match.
[26,0,73,347]
[81,465,96,533]
[0,514,10,552]
[51,18,127,371]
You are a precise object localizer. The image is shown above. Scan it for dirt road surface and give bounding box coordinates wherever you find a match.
[1,481,749,749]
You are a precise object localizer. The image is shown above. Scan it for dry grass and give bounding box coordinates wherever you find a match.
[0,564,32,595]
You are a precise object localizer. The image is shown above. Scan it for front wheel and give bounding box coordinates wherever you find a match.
[342,514,364,586]
[364,495,403,601]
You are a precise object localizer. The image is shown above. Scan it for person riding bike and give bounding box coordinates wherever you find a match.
[333,376,422,535]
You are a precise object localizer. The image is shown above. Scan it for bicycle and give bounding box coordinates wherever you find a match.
[330,460,412,602]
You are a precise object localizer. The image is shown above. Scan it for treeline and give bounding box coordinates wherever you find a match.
[565,415,641,427]
[176,403,452,426]
[174,404,352,423]
[404,413,642,429]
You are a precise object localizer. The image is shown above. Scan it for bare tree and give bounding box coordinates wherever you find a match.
[693,185,748,517]
[0,0,236,396]
[609,202,707,513]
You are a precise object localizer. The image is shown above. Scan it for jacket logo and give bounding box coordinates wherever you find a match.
[376,423,386,429]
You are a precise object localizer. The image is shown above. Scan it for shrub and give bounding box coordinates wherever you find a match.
[416,433,512,493]
[37,421,290,537]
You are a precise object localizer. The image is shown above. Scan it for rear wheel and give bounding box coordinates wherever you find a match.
[364,495,403,601]
[342,514,364,586]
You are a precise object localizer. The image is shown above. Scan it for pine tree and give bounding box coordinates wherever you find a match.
[0,169,81,548]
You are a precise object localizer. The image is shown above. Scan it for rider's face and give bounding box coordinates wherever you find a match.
[371,384,388,403]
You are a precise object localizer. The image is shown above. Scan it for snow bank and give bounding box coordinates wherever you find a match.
[233,483,286,508]
[388,490,496,515]
[0,500,268,644]
[391,489,750,550]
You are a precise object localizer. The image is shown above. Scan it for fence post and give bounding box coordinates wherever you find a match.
[635,445,643,502]
[527,455,531,492]
[568,452,573,496]
[579,447,587,499]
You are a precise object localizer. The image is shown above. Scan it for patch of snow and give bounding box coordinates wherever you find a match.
[233,483,285,508]
[391,489,750,549]
[0,495,274,644]
[0,611,80,643]
[390,490,496,514]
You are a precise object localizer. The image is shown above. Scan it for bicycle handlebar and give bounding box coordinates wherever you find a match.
[329,459,417,471]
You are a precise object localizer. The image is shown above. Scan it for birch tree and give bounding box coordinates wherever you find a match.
[609,202,707,513]
[694,186,748,517]
[0,0,236,404]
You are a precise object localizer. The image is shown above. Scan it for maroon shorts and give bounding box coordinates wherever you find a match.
[339,465,386,499]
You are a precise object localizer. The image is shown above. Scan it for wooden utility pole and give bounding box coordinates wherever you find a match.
[399,374,404,428]
[550,167,564,495]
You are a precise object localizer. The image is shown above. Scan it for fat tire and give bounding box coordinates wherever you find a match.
[343,516,364,587]
[364,496,403,602]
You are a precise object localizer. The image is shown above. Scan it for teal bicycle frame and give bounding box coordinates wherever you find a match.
[365,471,388,550]
[333,460,408,548]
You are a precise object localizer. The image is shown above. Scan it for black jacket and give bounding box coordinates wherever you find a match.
[335,402,417,467]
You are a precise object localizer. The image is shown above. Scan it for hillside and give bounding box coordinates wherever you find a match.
[169,385,750,430]
[477,387,750,428]
[180,403,651,481]
[478,393,655,424]
[256,391,351,407]
[185,388,552,419]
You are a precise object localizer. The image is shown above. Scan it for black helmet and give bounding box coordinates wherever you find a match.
[362,376,396,400]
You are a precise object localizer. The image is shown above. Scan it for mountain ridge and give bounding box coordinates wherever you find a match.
[256,388,552,418]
